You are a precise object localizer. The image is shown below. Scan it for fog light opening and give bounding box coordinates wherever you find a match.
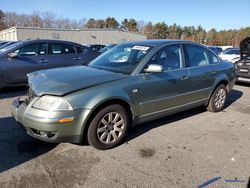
[30,129,56,138]
[40,131,47,137]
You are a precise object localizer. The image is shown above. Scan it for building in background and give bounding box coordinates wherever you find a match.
[0,26,146,44]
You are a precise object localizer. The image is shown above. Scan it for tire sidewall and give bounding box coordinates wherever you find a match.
[87,104,129,150]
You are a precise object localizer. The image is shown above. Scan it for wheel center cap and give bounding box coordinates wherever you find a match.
[107,123,113,131]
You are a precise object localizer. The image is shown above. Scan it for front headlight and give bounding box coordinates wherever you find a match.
[33,96,73,111]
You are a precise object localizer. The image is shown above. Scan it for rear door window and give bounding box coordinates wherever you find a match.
[185,44,209,67]
[49,43,76,55]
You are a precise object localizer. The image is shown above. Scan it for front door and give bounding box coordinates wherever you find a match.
[2,42,48,85]
[139,44,190,117]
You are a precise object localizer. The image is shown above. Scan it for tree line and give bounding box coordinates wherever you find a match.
[0,10,249,47]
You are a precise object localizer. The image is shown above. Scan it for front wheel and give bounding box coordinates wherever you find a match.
[207,84,227,112]
[87,104,129,150]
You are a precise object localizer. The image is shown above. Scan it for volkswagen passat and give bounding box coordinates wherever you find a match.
[11,40,236,150]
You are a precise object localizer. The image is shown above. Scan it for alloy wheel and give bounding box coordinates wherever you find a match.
[97,112,125,144]
[214,88,226,109]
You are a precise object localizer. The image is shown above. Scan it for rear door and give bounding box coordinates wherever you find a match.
[183,44,218,102]
[2,42,48,84]
[45,42,80,69]
[75,46,99,65]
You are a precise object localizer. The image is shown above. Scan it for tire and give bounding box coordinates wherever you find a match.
[207,84,227,112]
[87,104,129,150]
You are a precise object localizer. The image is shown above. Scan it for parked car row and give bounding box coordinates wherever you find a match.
[86,44,106,51]
[0,41,9,47]
[219,48,240,63]
[235,37,250,83]
[0,41,19,53]
[208,38,250,83]
[207,46,223,55]
[0,40,102,89]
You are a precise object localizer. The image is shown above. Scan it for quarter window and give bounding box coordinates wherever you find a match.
[208,51,219,64]
[185,45,209,67]
[50,43,76,55]
[76,46,87,54]
[147,45,183,71]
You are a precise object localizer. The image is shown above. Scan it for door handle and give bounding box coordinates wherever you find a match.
[180,76,189,81]
[73,57,82,60]
[38,59,48,63]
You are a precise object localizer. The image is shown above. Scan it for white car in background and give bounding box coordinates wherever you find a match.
[219,48,240,63]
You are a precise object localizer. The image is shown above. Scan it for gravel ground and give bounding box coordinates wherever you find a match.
[0,84,249,188]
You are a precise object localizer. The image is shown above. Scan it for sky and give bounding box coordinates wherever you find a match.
[0,0,249,31]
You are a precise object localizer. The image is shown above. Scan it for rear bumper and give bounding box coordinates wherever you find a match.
[11,98,91,144]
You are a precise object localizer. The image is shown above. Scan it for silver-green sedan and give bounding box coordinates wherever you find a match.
[11,40,236,150]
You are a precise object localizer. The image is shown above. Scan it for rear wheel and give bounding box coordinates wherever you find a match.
[87,104,129,150]
[207,84,227,112]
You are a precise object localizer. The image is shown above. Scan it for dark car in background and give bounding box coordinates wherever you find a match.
[208,46,223,55]
[0,39,99,89]
[235,37,250,83]
[99,44,117,53]
[0,41,19,53]
[0,41,9,47]
[11,40,235,149]
[87,44,106,51]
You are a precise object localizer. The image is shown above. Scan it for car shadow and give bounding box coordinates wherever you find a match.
[0,86,28,99]
[0,116,57,173]
[126,107,206,143]
[224,89,243,108]
[126,89,243,143]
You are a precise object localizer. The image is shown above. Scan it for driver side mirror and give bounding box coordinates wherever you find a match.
[144,64,163,73]
[8,52,18,58]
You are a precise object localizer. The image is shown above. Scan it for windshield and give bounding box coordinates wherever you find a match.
[89,44,153,75]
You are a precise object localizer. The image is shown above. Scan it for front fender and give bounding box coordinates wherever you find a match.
[65,76,140,117]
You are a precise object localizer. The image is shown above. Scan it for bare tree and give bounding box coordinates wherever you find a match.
[0,10,6,30]
[41,11,56,28]
[78,17,87,28]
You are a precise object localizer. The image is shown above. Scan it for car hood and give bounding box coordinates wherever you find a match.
[27,66,128,96]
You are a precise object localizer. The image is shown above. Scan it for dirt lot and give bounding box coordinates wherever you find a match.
[0,84,249,188]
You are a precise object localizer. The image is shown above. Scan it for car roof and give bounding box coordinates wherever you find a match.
[122,39,203,47]
[20,39,83,46]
